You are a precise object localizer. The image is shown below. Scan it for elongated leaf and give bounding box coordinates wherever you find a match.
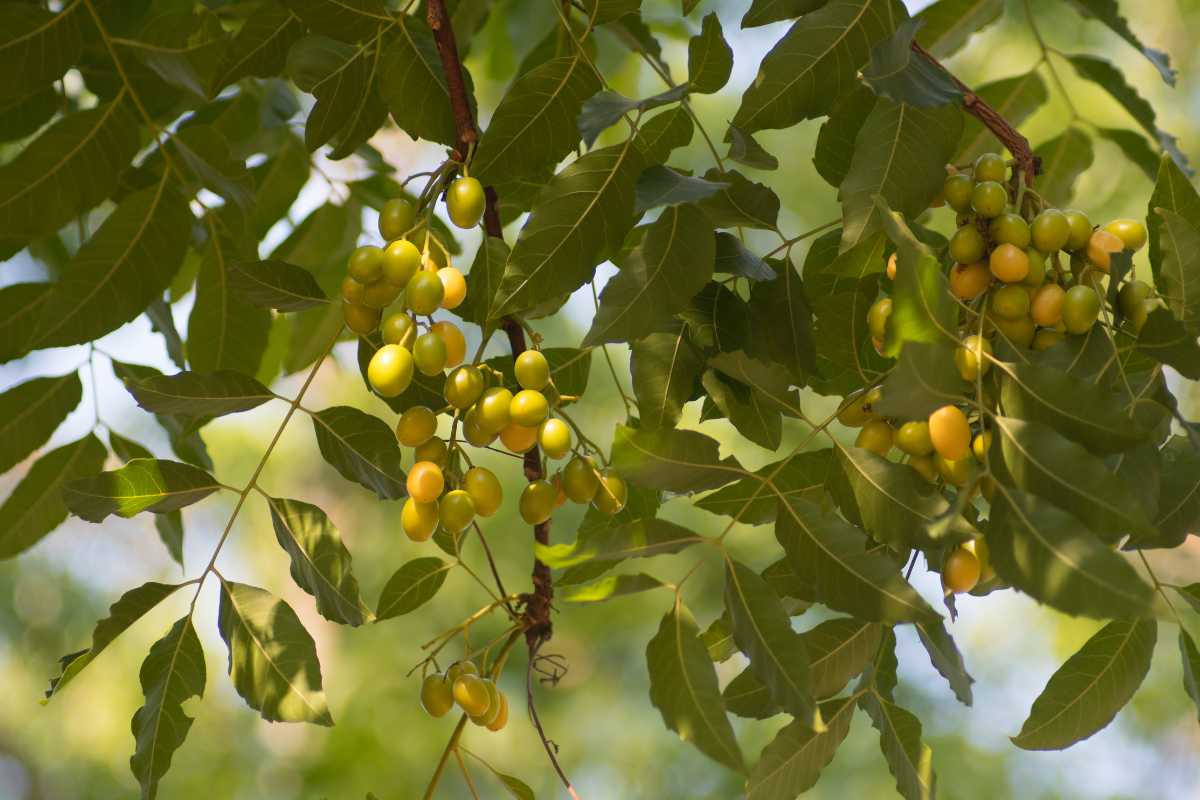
[1152,207,1200,334]
[473,56,600,185]
[955,71,1047,162]
[646,602,745,772]
[776,496,940,623]
[914,0,1003,57]
[914,620,973,706]
[216,580,332,725]
[0,372,82,475]
[745,260,817,379]
[1153,436,1200,548]
[454,237,509,329]
[703,369,782,450]
[0,435,107,559]
[717,233,775,281]
[378,20,465,147]
[1095,127,1160,181]
[1013,618,1156,750]
[282,0,389,43]
[1033,127,1094,207]
[709,351,802,417]
[536,518,702,569]
[732,0,903,134]
[560,572,665,603]
[630,329,704,429]
[47,581,187,699]
[0,100,139,256]
[1135,307,1200,379]
[376,557,453,620]
[879,206,957,356]
[210,2,305,93]
[1181,629,1200,722]
[130,616,206,800]
[111,361,214,470]
[250,134,309,238]
[987,486,1153,619]
[228,260,328,312]
[696,449,832,525]
[741,0,828,28]
[726,561,820,728]
[992,416,1154,541]
[747,696,856,799]
[585,204,714,345]
[695,169,780,230]
[814,85,876,188]
[1148,155,1200,275]
[125,371,274,418]
[860,691,936,800]
[634,166,728,214]
[611,424,744,493]
[108,431,186,566]
[490,141,643,318]
[0,4,85,89]
[873,342,968,420]
[65,459,222,523]
[862,19,962,107]
[311,406,407,500]
[1063,0,1174,84]
[577,85,688,148]
[688,13,732,94]
[634,106,694,164]
[268,497,368,626]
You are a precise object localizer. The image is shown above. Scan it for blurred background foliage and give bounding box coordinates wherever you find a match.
[2,0,1199,798]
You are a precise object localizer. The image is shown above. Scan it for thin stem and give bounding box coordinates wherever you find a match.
[453,748,482,800]
[423,714,469,800]
[1137,550,1185,625]
[590,280,635,414]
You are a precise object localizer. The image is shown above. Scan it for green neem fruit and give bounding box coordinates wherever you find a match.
[592,471,628,515]
[367,344,414,397]
[510,389,549,427]
[447,661,478,683]
[343,302,381,335]
[362,280,402,310]
[439,490,476,533]
[562,456,601,503]
[866,297,892,342]
[973,152,1008,183]
[446,177,486,229]
[895,421,933,456]
[954,334,991,381]
[1118,280,1153,331]
[341,275,366,305]
[421,674,454,717]
[943,173,975,212]
[949,225,986,264]
[475,387,513,432]
[444,366,485,409]
[519,480,557,525]
[991,313,1036,348]
[538,418,571,459]
[854,419,893,456]
[514,350,551,390]
[396,406,437,447]
[413,332,448,376]
[1031,209,1070,253]
[414,436,448,468]
[971,181,1007,218]
[379,198,417,241]
[1062,284,1100,334]
[990,284,1031,320]
[406,271,444,316]
[348,246,385,283]
[1062,208,1092,251]
[1032,329,1063,351]
[381,312,417,348]
[462,406,497,448]
[1022,248,1047,288]
[463,467,502,517]
[383,239,421,287]
[988,213,1030,248]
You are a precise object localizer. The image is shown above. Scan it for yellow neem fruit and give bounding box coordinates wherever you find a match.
[592,471,628,515]
[943,546,981,593]
[401,499,439,542]
[515,350,551,390]
[367,345,414,398]
[453,674,491,717]
[486,691,509,731]
[420,674,454,717]
[396,406,438,448]
[463,467,503,517]
[437,267,467,310]
[928,405,970,461]
[430,321,466,369]
[407,461,445,503]
[895,421,933,456]
[499,422,538,454]
[414,436,448,468]
[538,418,572,459]
[855,420,893,456]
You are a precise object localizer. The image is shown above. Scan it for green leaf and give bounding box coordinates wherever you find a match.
[725,560,821,728]
[0,372,82,475]
[1153,437,1200,548]
[0,4,85,91]
[682,282,752,352]
[634,106,694,164]
[23,180,192,355]
[484,347,592,398]
[281,0,390,44]
[878,205,958,356]
[1062,0,1175,85]
[124,370,274,418]
[840,100,963,250]
[688,13,732,94]
[560,572,665,603]
[805,619,884,699]
[732,0,904,134]
[111,361,214,471]
[288,34,384,153]
[859,691,936,800]
[267,497,368,626]
[1013,618,1156,750]
[1148,154,1200,274]
[584,204,714,345]
[1136,309,1200,381]
[813,85,877,187]
[1181,629,1200,723]
[995,360,1145,453]
[955,71,1047,162]
[64,459,222,523]
[873,342,968,420]
[836,445,973,549]
[647,602,745,772]
[611,424,744,493]
[210,2,305,94]
[718,235,775,282]
[46,581,187,699]
[577,85,688,148]
[122,7,228,100]
[453,237,509,330]
[991,416,1155,541]
[490,141,643,318]
[694,168,780,230]
[634,167,729,214]
[914,620,973,706]
[250,134,309,239]
[709,351,803,417]
[311,406,407,500]
[747,696,856,799]
[536,518,702,569]
[702,369,783,450]
[376,557,453,620]
[217,579,332,725]
[987,486,1153,619]
[861,19,963,107]
[630,329,704,429]
[696,450,832,525]
[776,496,941,623]
[743,265,818,381]
[0,84,59,144]
[130,616,206,800]
[914,0,1003,57]
[0,100,140,256]
[580,0,641,25]
[1095,127,1160,181]
[472,56,600,185]
[725,126,778,172]
[741,0,829,28]
[228,260,328,312]
[1152,208,1200,333]
[146,297,187,371]
[1032,127,1094,207]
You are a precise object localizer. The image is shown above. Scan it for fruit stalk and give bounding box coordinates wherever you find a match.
[910,40,1040,185]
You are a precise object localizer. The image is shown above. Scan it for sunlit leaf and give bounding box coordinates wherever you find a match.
[536,518,703,569]
[914,0,1003,58]
[311,406,407,500]
[65,459,222,523]
[228,260,328,312]
[560,572,665,603]
[630,328,704,430]
[267,497,369,626]
[125,370,274,418]
[0,371,82,475]
[612,424,744,493]
[376,557,453,620]
[746,696,856,799]
[859,691,937,800]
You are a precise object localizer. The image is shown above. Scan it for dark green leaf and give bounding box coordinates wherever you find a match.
[747,696,856,799]
[1096,127,1160,181]
[688,13,732,94]
[188,222,270,376]
[0,4,85,91]
[0,84,59,143]
[1181,629,1200,723]
[861,19,963,107]
[1148,154,1200,274]
[612,424,744,493]
[914,0,1003,57]
[709,351,803,417]
[873,342,968,420]
[634,166,728,214]
[577,85,688,148]
[65,459,222,523]
[1013,618,1156,750]
[987,486,1153,619]
[111,361,214,470]
[1033,127,1094,207]
[311,406,407,500]
[877,202,958,356]
[725,125,778,171]
[696,450,832,525]
[228,260,328,312]
[376,557,453,620]
[633,106,694,164]
[630,329,704,429]
[217,579,332,725]
[747,260,817,378]
[914,620,973,705]
[0,372,82,475]
[580,0,641,25]
[741,0,828,29]
[860,691,936,800]
[250,134,309,239]
[716,233,775,281]
[210,2,305,94]
[146,297,187,371]
[813,85,876,187]
[702,369,783,450]
[1062,0,1175,85]
[130,616,206,800]
[453,237,509,330]
[125,370,274,418]
[695,168,779,230]
[267,497,368,626]
[281,0,390,44]
[646,602,745,772]
[536,518,702,569]
[1150,437,1200,548]
[288,34,384,153]
[1151,208,1200,333]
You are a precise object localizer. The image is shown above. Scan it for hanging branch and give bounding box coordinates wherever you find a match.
[911,40,1041,185]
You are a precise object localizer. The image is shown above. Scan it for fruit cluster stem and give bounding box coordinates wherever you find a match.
[910,41,1040,186]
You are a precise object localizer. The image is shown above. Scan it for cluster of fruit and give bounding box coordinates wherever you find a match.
[850,152,1155,595]
[420,660,509,731]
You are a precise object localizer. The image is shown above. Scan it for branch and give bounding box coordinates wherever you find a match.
[911,41,1040,185]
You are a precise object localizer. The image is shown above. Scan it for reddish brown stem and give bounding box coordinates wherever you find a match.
[911,41,1040,185]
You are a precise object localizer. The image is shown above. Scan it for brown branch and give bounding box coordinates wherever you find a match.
[911,41,1040,186]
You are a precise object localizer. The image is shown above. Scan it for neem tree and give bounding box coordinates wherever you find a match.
[1,0,1199,797]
